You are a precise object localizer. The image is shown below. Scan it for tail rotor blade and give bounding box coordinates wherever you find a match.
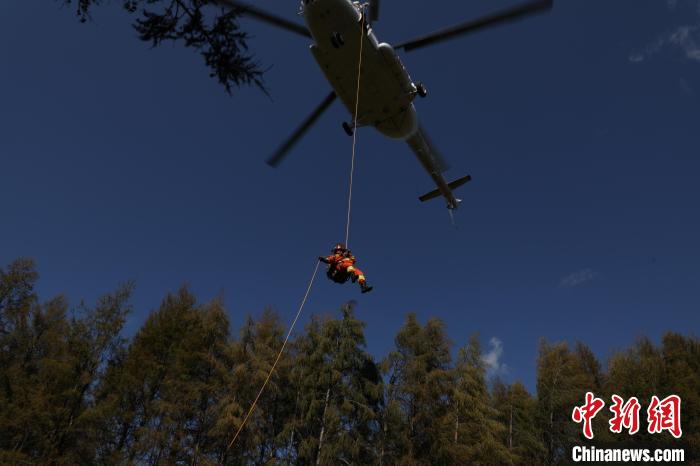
[395,0,553,52]
[215,0,311,38]
[267,92,337,167]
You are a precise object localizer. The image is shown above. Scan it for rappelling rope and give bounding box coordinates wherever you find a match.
[227,9,365,457]
[344,10,366,248]
[226,260,321,453]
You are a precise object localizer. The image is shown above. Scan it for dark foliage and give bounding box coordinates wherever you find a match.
[62,0,266,93]
[1,258,697,464]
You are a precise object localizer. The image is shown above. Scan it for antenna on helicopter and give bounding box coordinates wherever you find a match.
[448,207,457,229]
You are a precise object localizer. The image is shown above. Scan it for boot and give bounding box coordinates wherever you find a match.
[360,282,373,294]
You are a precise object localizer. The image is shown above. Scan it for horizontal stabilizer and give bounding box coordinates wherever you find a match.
[419,175,472,202]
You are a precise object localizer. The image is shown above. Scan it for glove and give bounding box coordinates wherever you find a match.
[318,256,328,263]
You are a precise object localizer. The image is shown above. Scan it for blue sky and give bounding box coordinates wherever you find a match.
[1,0,699,390]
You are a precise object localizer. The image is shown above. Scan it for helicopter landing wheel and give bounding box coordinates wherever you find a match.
[416,82,428,98]
[331,32,345,48]
[342,121,354,136]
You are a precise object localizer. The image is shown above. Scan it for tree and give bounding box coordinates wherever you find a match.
[660,333,700,458]
[492,380,546,464]
[61,0,266,93]
[606,334,700,456]
[381,313,453,465]
[93,287,233,465]
[451,336,514,465]
[535,340,597,465]
[2,257,699,464]
[0,259,131,464]
[0,258,38,336]
[226,309,296,465]
[291,303,382,465]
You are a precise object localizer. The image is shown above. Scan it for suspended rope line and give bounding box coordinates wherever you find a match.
[226,260,321,453]
[344,11,366,248]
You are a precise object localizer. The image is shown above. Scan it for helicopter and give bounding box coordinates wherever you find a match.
[220,0,553,210]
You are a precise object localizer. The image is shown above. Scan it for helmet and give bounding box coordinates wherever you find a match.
[332,243,346,253]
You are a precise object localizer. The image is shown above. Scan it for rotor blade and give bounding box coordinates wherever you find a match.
[420,125,450,173]
[267,91,337,167]
[369,0,380,22]
[216,0,311,38]
[395,0,553,52]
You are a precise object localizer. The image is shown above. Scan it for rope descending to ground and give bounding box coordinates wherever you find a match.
[227,9,367,457]
[226,260,321,453]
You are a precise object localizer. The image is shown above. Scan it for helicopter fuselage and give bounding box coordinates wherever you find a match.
[228,0,552,209]
[302,0,419,139]
[300,0,463,209]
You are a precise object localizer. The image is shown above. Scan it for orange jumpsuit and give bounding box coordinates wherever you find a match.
[324,253,367,284]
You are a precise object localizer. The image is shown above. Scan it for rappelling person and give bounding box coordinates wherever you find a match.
[319,243,373,293]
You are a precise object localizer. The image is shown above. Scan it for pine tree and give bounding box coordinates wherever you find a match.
[659,333,700,457]
[4,257,699,464]
[0,259,40,463]
[492,380,546,464]
[604,336,663,450]
[291,303,382,465]
[60,0,266,94]
[380,313,453,465]
[535,339,596,465]
[451,336,514,465]
[605,334,700,455]
[226,309,296,465]
[93,287,233,465]
[0,259,131,464]
[606,337,664,399]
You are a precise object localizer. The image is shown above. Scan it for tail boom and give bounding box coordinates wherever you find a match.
[406,127,471,209]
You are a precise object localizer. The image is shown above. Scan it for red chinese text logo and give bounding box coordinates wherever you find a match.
[572,393,682,440]
[572,392,605,439]
[647,395,682,438]
[609,394,641,435]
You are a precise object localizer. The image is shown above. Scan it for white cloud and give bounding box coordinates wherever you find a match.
[560,268,596,288]
[630,25,700,63]
[670,25,700,61]
[481,337,508,377]
[629,34,667,63]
